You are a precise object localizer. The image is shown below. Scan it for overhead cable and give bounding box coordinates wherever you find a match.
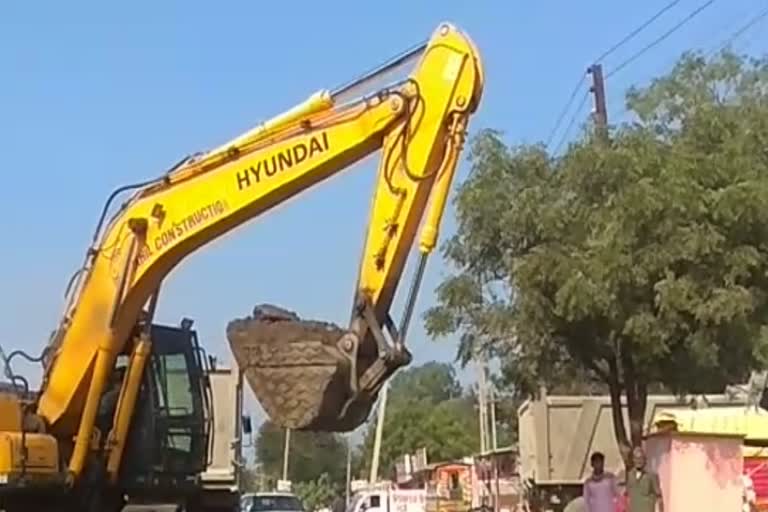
[595,0,684,63]
[553,91,591,155]
[706,5,768,57]
[546,0,684,150]
[545,75,587,148]
[606,0,718,79]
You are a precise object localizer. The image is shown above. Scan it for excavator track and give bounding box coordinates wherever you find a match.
[227,305,363,432]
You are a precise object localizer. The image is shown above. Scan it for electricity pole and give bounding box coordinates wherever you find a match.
[282,428,291,481]
[489,385,498,451]
[588,64,609,143]
[369,382,388,483]
[477,359,489,453]
[345,434,352,505]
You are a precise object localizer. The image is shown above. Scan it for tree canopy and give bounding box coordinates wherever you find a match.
[255,419,347,488]
[425,49,768,451]
[356,362,480,476]
[293,474,338,512]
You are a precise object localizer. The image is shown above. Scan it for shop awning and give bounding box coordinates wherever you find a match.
[652,407,768,445]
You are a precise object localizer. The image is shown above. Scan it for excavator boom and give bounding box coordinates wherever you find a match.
[27,21,483,488]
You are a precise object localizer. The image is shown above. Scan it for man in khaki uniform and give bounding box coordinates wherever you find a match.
[626,446,663,512]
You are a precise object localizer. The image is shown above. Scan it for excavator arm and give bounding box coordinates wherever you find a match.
[32,22,483,485]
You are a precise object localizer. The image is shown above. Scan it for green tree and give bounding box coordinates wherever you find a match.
[256,420,346,487]
[358,362,479,476]
[425,49,768,455]
[388,361,463,404]
[240,464,274,493]
[240,465,260,492]
[294,473,337,512]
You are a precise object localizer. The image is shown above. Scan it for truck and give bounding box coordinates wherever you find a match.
[346,486,427,512]
[516,390,750,511]
[197,359,250,512]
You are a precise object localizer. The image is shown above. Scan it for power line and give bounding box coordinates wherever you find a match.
[595,0,684,63]
[545,75,587,148]
[606,0,718,79]
[610,4,768,122]
[706,5,768,57]
[546,0,684,150]
[553,90,590,155]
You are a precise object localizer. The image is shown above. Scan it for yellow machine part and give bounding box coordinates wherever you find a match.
[0,432,59,483]
[22,21,484,486]
[0,394,23,433]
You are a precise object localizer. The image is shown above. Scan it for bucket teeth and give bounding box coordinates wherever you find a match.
[227,304,371,431]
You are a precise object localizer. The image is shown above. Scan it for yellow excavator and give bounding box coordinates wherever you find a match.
[0,21,484,512]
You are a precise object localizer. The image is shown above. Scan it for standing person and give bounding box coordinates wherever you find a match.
[625,446,663,512]
[583,451,618,512]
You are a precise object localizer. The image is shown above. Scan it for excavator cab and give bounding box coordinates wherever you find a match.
[118,320,211,497]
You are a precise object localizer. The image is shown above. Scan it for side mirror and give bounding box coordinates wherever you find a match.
[240,414,254,449]
[242,414,253,435]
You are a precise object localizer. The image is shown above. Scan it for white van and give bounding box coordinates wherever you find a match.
[346,489,427,512]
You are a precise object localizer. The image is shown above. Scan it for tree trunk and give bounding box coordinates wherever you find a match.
[606,358,631,463]
[622,351,647,448]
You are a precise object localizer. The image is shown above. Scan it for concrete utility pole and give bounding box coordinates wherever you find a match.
[282,428,291,481]
[489,384,498,451]
[345,434,352,504]
[588,64,609,143]
[369,382,388,483]
[476,359,489,453]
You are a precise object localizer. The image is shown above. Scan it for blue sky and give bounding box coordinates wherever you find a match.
[1,1,766,435]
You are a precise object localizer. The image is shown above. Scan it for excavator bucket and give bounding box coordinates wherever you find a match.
[226,305,380,432]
